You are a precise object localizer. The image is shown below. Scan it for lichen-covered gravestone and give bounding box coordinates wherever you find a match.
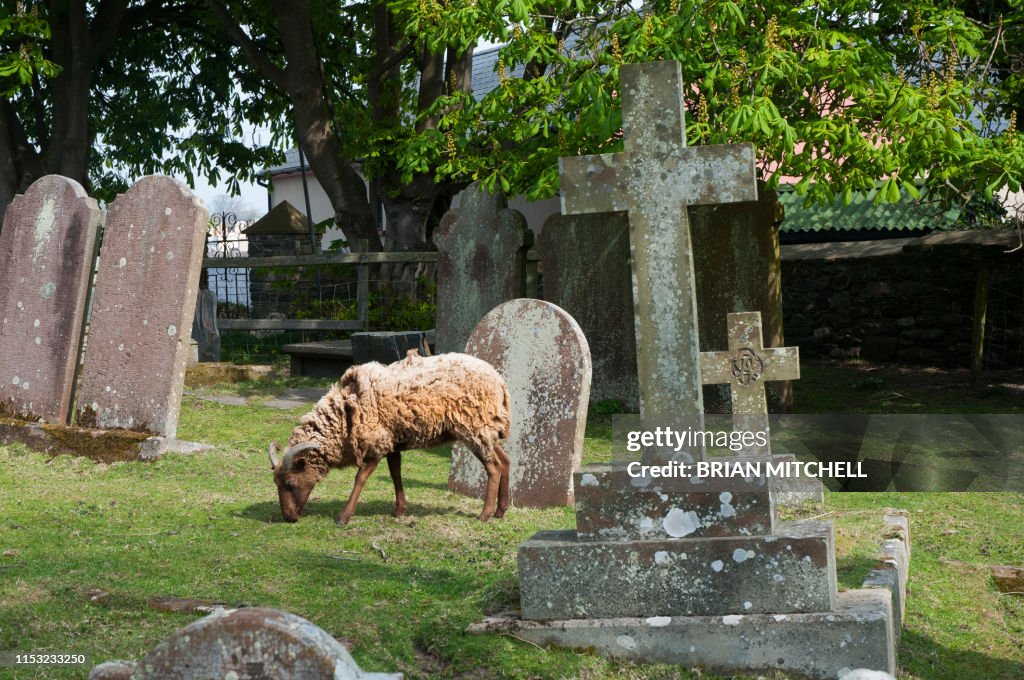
[0,175,101,423]
[541,212,638,411]
[448,299,591,507]
[88,608,401,679]
[433,182,532,354]
[76,176,208,438]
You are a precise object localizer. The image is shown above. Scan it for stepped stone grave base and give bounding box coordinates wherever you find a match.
[470,589,895,680]
[519,521,837,619]
[0,416,211,462]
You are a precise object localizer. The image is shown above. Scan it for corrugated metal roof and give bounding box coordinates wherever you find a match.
[776,183,962,233]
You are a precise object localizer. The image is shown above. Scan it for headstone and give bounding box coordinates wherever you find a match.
[691,184,791,412]
[497,62,898,680]
[88,608,402,679]
[448,299,591,507]
[700,311,800,455]
[433,182,532,354]
[75,176,208,438]
[541,212,638,411]
[0,175,101,423]
[191,289,220,362]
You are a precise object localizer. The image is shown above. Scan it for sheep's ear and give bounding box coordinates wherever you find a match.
[291,456,307,472]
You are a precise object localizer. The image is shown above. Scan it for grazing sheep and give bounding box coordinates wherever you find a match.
[268,350,511,525]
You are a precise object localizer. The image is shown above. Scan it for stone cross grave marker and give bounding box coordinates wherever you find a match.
[559,60,757,436]
[76,176,208,438]
[701,310,800,455]
[433,181,532,354]
[0,176,101,424]
[448,299,592,507]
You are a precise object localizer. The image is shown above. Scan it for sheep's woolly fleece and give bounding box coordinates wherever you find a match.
[288,351,511,477]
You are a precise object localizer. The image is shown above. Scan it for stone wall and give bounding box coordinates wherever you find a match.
[781,231,1024,368]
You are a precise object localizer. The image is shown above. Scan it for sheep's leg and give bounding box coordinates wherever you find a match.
[336,459,380,525]
[386,452,408,518]
[492,443,511,519]
[478,456,503,522]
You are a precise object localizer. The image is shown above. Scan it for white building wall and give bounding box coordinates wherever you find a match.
[269,172,348,251]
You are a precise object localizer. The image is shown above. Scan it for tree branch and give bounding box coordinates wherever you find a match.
[204,0,288,90]
[88,0,130,66]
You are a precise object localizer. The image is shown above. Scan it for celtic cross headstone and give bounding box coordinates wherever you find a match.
[701,311,800,455]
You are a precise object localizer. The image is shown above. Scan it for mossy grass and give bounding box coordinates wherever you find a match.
[0,360,1021,679]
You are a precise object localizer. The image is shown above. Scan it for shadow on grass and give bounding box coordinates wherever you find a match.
[238,498,480,524]
[900,628,1024,680]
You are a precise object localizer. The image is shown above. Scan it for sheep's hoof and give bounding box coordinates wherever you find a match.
[477,512,492,522]
[493,509,507,519]
[335,515,351,526]
[392,506,407,518]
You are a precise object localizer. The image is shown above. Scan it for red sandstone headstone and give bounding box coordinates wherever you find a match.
[0,176,101,423]
[76,176,208,437]
[448,299,592,507]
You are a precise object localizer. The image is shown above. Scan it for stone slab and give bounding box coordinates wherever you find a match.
[469,589,896,680]
[0,175,101,423]
[90,607,401,679]
[573,463,775,540]
[434,182,531,354]
[771,452,826,506]
[352,331,430,365]
[518,520,837,620]
[541,212,638,411]
[191,289,220,362]
[0,417,211,462]
[76,176,208,437]
[184,362,275,387]
[449,299,591,507]
[691,183,790,412]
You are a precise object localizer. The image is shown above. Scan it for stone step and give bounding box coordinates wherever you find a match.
[470,589,896,680]
[519,520,836,620]
[574,463,775,541]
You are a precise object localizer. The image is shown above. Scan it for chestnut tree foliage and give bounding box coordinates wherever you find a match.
[2,0,1022,244]
[409,0,1024,210]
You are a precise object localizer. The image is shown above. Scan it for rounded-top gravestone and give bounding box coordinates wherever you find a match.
[448,298,592,507]
[0,175,101,423]
[89,607,402,679]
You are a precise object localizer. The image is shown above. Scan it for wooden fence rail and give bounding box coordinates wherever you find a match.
[201,250,540,332]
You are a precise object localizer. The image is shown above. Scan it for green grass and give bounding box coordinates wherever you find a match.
[0,360,1022,679]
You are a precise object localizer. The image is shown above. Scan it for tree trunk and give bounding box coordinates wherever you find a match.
[270,0,382,251]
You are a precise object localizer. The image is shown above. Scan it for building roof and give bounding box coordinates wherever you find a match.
[243,200,312,235]
[776,183,962,235]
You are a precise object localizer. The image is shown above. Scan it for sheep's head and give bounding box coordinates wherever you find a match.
[268,442,320,522]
